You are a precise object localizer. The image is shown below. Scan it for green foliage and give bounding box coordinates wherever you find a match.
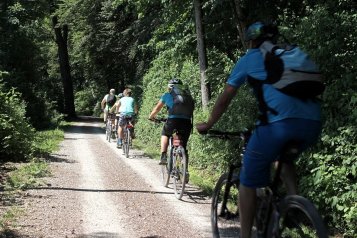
[74,88,98,116]
[5,159,50,190]
[26,93,64,130]
[0,207,22,231]
[0,0,62,129]
[280,2,357,236]
[32,129,64,157]
[298,126,357,236]
[135,50,194,154]
[188,85,256,177]
[1,0,356,236]
[0,81,35,161]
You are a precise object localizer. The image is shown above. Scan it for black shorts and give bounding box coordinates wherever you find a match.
[161,118,192,148]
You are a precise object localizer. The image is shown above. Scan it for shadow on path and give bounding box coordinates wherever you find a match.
[26,186,173,195]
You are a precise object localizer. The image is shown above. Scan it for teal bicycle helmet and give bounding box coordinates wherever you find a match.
[244,22,279,42]
[244,22,265,41]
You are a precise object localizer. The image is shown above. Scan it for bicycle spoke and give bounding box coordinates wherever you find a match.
[173,147,187,200]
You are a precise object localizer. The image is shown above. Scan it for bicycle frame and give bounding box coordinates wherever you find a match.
[219,162,240,217]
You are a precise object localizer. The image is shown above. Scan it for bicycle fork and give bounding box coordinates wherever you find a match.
[219,163,237,218]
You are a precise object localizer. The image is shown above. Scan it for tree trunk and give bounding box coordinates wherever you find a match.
[232,0,247,51]
[194,0,210,109]
[52,16,76,118]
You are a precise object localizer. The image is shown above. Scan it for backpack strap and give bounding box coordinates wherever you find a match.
[260,41,278,56]
[247,76,278,125]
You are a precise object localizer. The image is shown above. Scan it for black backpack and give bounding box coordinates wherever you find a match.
[106,94,117,107]
[169,85,195,118]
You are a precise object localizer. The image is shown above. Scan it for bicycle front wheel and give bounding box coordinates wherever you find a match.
[172,146,187,200]
[270,195,328,238]
[106,122,111,141]
[211,173,241,238]
[161,147,172,187]
[108,122,112,142]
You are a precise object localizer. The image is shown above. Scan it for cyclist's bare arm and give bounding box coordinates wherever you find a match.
[196,84,237,133]
[134,103,138,115]
[109,104,116,113]
[149,101,164,120]
[110,101,120,114]
[101,97,106,110]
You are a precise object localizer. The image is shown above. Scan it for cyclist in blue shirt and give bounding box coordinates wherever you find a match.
[149,79,194,165]
[196,22,322,238]
[111,88,138,147]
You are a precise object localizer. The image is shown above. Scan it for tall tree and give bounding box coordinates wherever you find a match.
[232,0,247,50]
[194,0,210,108]
[52,15,75,118]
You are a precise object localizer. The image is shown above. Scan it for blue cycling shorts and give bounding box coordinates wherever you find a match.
[240,118,321,188]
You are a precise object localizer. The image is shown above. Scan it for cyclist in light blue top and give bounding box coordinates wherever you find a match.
[111,88,138,147]
[196,22,322,238]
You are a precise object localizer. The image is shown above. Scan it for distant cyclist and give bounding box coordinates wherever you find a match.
[101,89,117,124]
[149,78,195,165]
[196,22,322,238]
[111,88,138,148]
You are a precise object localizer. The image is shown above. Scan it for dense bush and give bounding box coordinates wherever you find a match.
[284,5,357,236]
[26,93,64,130]
[74,88,98,116]
[135,50,195,153]
[135,47,257,177]
[0,80,35,161]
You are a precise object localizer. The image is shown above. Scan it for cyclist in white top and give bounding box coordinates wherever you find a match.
[101,89,116,123]
[111,88,138,147]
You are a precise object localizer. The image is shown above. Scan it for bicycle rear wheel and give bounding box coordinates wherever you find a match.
[172,146,187,200]
[122,131,127,155]
[270,195,328,238]
[125,129,130,158]
[211,173,240,238]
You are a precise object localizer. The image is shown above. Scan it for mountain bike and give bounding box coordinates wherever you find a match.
[105,113,116,142]
[121,115,134,158]
[150,118,189,200]
[203,129,328,238]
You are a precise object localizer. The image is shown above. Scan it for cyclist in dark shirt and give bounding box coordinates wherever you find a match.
[149,79,194,165]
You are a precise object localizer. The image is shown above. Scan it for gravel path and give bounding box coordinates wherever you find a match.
[11,118,212,238]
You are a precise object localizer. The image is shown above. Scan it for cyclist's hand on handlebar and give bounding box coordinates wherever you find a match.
[196,122,211,134]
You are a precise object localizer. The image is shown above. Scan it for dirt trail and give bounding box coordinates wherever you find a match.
[10,118,212,238]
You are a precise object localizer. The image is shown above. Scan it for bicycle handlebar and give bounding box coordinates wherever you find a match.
[205,129,251,140]
[148,118,167,123]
